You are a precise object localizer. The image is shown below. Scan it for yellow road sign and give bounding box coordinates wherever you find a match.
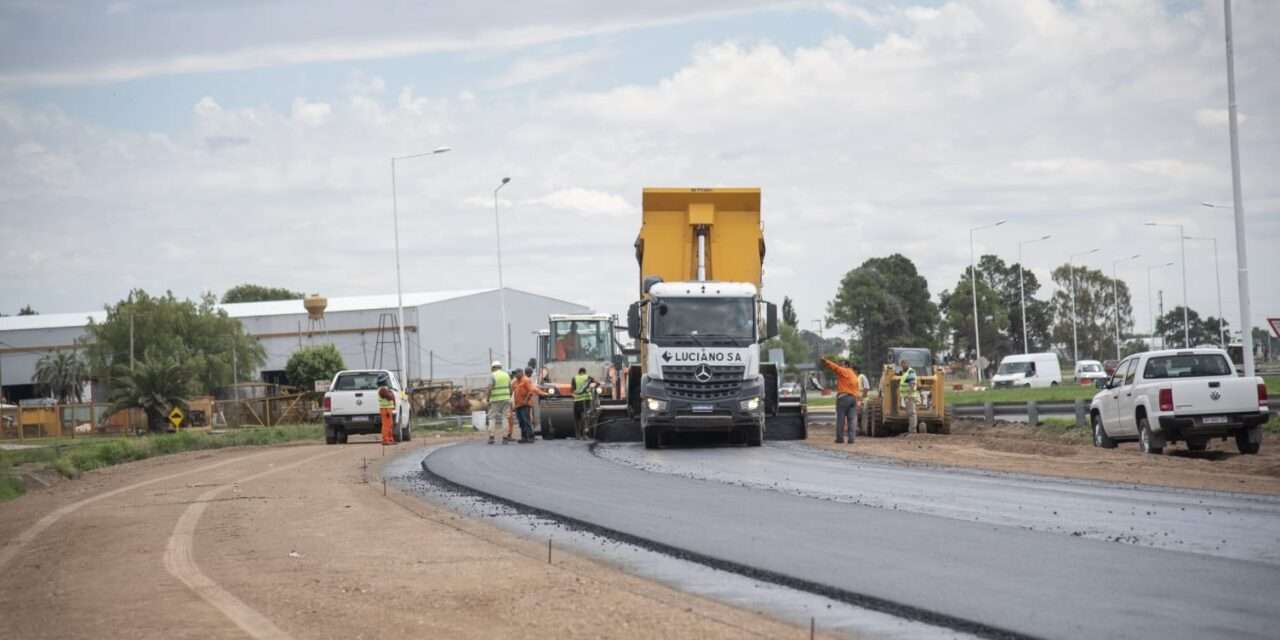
[168,406,184,429]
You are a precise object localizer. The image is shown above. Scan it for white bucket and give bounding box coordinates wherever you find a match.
[471,411,486,430]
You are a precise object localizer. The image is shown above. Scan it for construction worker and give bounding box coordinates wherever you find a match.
[487,361,512,445]
[513,368,548,443]
[899,358,920,433]
[857,364,871,434]
[377,377,397,445]
[820,357,861,444]
[572,367,596,440]
[555,325,581,361]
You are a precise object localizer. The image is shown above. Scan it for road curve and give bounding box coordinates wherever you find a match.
[424,441,1280,640]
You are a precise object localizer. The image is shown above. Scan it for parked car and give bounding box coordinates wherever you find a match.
[322,369,411,444]
[779,381,801,400]
[990,353,1062,388]
[1074,359,1108,386]
[1089,348,1268,454]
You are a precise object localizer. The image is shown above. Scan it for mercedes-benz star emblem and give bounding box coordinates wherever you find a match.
[1210,390,1221,401]
[694,364,713,383]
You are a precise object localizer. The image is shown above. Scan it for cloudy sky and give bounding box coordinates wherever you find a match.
[1,0,1276,340]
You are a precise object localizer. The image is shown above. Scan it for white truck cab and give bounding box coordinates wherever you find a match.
[322,369,411,444]
[991,352,1062,388]
[1090,349,1268,454]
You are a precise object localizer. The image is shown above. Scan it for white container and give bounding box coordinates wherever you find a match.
[471,411,487,430]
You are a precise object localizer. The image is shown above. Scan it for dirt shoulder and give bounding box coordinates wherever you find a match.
[807,420,1280,495]
[0,434,825,640]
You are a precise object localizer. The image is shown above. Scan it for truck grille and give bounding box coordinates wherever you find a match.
[662,365,745,401]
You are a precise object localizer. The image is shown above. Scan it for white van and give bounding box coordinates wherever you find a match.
[991,353,1062,388]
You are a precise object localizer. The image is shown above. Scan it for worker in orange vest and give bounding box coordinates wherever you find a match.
[377,380,397,445]
[821,357,862,444]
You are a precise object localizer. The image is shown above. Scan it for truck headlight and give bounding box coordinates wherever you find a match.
[740,397,761,411]
[646,398,667,412]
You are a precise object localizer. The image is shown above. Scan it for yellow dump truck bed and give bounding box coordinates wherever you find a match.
[635,188,764,291]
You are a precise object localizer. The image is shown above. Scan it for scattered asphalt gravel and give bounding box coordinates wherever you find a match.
[423,440,1280,640]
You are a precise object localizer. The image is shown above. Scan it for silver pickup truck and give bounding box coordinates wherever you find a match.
[322,369,411,444]
[1089,348,1269,454]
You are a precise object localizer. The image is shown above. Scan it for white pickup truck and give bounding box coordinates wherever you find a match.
[322,369,411,444]
[1089,348,1268,454]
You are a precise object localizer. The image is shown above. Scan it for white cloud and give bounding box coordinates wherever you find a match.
[1195,107,1246,127]
[290,98,333,126]
[486,50,608,89]
[527,188,631,217]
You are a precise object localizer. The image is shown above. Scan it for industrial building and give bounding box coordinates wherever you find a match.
[0,288,589,402]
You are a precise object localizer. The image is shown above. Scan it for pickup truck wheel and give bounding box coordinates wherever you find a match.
[325,430,338,445]
[643,427,661,450]
[1092,414,1116,449]
[1236,428,1261,455]
[402,425,412,442]
[1138,417,1163,455]
[337,431,349,444]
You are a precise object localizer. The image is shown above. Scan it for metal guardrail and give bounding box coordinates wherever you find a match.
[948,397,1278,426]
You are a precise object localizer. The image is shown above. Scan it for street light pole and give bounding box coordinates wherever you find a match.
[1144,222,1189,347]
[969,220,1006,383]
[1146,262,1173,349]
[1017,235,1051,354]
[390,146,451,383]
[1111,254,1141,360]
[1220,0,1255,377]
[493,177,512,366]
[1184,235,1225,346]
[1068,248,1099,365]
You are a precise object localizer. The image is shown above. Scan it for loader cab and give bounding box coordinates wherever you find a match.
[888,348,933,377]
[548,315,615,363]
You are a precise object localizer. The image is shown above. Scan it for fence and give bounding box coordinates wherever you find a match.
[212,393,318,428]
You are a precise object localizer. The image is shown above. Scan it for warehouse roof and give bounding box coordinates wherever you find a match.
[0,288,504,332]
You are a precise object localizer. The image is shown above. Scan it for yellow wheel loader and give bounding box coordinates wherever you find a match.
[863,347,952,436]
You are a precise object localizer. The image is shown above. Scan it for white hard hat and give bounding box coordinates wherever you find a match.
[491,360,503,368]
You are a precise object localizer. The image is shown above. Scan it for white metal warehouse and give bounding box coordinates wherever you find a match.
[0,288,589,401]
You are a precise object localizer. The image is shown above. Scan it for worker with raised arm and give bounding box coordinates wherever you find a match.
[899,358,920,433]
[821,356,861,444]
[487,361,512,445]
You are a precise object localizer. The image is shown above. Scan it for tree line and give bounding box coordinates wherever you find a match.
[771,254,1238,377]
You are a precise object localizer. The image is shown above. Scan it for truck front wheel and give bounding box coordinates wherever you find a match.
[643,427,661,449]
[747,425,763,447]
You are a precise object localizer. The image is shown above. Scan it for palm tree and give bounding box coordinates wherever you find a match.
[33,350,88,403]
[108,356,192,433]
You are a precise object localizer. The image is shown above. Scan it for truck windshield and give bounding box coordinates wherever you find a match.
[652,298,755,342]
[998,361,1034,375]
[550,320,612,362]
[1142,354,1233,379]
[333,372,386,391]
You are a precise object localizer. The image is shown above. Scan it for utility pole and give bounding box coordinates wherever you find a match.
[429,350,434,380]
[1222,0,1255,377]
[1158,290,1165,349]
[129,313,135,372]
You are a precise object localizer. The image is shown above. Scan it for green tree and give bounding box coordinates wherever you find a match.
[939,274,1007,365]
[84,289,265,395]
[33,350,88,403]
[18,305,37,316]
[781,296,798,327]
[827,254,937,373]
[286,344,346,389]
[107,356,192,433]
[763,323,811,373]
[1050,265,1135,361]
[221,284,303,304]
[1154,307,1227,348]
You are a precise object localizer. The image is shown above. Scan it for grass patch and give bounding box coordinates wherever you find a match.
[1266,376,1279,395]
[1265,414,1280,435]
[806,395,837,408]
[0,461,24,501]
[950,384,1100,405]
[0,424,323,498]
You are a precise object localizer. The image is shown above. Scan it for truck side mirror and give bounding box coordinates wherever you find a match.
[627,303,641,341]
[765,302,779,341]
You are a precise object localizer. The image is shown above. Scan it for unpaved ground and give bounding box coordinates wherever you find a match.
[808,419,1280,494]
[0,434,823,639]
